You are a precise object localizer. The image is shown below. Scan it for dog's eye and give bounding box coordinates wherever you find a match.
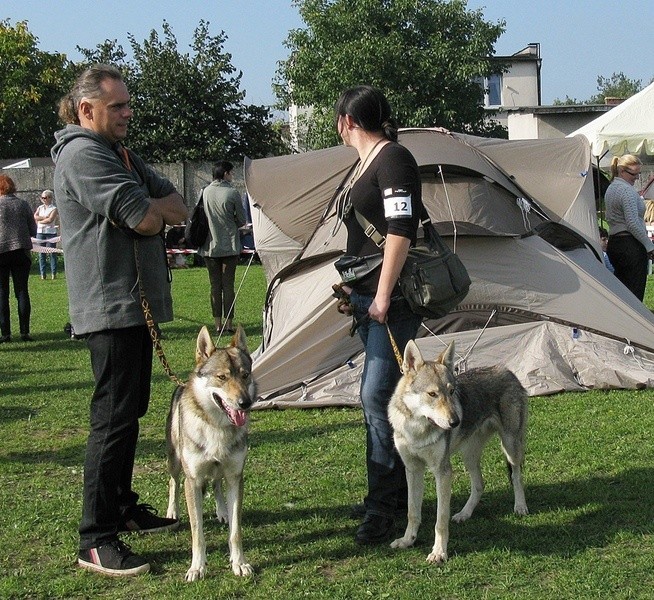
[241,372,250,380]
[427,391,437,397]
[217,374,227,381]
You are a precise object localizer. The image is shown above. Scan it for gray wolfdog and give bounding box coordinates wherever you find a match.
[166,325,256,582]
[388,340,528,564]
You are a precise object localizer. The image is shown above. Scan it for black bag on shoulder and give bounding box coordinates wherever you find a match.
[184,188,209,248]
[398,218,471,318]
[353,208,471,319]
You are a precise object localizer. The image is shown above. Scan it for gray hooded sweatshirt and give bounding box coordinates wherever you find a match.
[51,125,176,335]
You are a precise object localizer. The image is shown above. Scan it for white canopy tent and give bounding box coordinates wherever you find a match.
[567,81,654,158]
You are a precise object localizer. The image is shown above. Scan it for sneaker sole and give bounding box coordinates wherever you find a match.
[78,557,150,577]
[119,521,180,535]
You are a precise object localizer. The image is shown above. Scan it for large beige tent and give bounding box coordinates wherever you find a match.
[245,130,654,408]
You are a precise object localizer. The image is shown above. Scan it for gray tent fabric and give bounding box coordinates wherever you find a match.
[245,129,654,407]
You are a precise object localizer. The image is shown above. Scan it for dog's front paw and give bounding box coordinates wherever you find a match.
[451,509,473,523]
[185,565,206,582]
[390,534,416,549]
[514,503,529,516]
[232,561,254,577]
[426,549,448,564]
[215,508,228,523]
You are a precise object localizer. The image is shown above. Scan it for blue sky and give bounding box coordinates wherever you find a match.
[4,0,654,108]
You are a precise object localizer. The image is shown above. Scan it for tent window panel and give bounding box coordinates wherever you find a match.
[421,177,545,235]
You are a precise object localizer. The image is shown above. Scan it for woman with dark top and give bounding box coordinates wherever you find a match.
[0,175,37,342]
[605,154,654,301]
[334,86,423,544]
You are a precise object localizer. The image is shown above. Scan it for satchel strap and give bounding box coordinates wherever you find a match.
[353,210,386,248]
[354,207,433,250]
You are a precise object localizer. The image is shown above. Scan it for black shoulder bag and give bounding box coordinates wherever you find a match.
[184,188,209,248]
[354,209,471,319]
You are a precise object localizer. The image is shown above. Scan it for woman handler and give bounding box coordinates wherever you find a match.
[334,86,423,544]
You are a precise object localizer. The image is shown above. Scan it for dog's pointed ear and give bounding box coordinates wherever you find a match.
[230,324,249,353]
[195,325,216,365]
[435,341,455,371]
[402,339,423,374]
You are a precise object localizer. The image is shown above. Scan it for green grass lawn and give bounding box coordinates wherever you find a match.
[1,262,654,599]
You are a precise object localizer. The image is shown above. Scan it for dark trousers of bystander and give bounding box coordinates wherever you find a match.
[79,325,152,550]
[205,255,239,321]
[607,234,649,301]
[0,249,32,338]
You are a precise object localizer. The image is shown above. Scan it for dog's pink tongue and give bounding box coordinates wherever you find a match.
[228,407,248,427]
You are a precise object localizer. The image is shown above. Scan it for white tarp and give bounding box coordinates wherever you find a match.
[568,81,654,157]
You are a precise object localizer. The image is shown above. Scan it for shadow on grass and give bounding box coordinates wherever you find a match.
[0,405,34,425]
[139,467,654,573]
[174,467,654,569]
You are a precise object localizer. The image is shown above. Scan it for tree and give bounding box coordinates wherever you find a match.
[588,72,643,104]
[0,20,72,158]
[553,72,650,105]
[274,0,506,149]
[78,21,286,162]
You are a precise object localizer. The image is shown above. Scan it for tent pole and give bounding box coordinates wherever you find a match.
[596,155,602,223]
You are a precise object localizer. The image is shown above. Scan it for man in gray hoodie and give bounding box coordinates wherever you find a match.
[52,64,188,577]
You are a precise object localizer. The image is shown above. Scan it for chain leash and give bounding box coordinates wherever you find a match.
[385,322,404,372]
[134,239,186,387]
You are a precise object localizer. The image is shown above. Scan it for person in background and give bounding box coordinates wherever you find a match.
[0,175,37,343]
[52,64,187,577]
[165,223,188,268]
[200,160,246,335]
[33,189,59,280]
[598,227,614,273]
[333,86,423,545]
[605,155,654,301]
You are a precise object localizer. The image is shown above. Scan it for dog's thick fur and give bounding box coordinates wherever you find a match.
[388,340,528,564]
[166,325,256,582]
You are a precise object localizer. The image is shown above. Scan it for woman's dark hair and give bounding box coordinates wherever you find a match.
[334,85,398,142]
[213,160,234,181]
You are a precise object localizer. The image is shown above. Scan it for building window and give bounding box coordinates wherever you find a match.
[485,73,502,107]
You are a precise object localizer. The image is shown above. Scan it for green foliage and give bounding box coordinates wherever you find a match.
[275,0,506,149]
[553,71,652,106]
[0,19,73,158]
[77,21,287,162]
[1,20,287,163]
[588,72,643,104]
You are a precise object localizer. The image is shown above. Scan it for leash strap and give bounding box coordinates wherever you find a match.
[134,239,186,386]
[385,322,404,372]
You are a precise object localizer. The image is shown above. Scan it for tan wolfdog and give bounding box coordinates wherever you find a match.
[166,325,256,582]
[388,340,528,564]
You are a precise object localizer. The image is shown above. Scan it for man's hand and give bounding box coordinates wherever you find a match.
[134,192,188,236]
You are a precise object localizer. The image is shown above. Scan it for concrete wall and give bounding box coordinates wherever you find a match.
[3,161,246,212]
[502,60,540,108]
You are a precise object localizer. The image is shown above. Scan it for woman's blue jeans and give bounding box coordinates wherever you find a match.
[350,291,422,518]
[36,232,58,277]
